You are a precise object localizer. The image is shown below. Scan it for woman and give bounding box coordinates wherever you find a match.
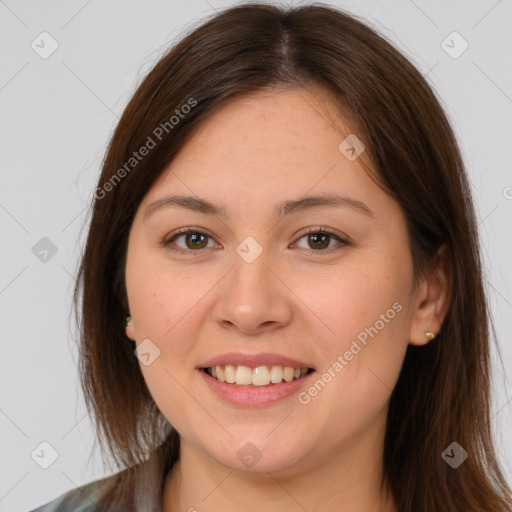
[30,2,512,511]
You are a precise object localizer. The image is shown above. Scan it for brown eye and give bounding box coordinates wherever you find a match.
[164,228,215,252]
[307,232,331,250]
[294,228,347,252]
[182,231,208,249]
[163,226,348,255]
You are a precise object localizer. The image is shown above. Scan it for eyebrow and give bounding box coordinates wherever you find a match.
[142,193,374,222]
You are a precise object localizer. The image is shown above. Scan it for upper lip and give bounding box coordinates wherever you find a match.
[200,352,315,370]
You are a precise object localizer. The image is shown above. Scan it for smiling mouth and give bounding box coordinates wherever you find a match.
[203,365,315,387]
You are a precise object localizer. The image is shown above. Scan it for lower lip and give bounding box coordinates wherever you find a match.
[198,369,315,407]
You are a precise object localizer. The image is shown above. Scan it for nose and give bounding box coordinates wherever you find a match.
[212,246,293,335]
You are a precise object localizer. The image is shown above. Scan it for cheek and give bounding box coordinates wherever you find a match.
[296,257,411,401]
[129,265,208,431]
[138,361,207,445]
[126,251,210,341]
[297,259,409,349]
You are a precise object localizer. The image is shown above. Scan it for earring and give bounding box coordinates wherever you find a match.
[425,331,436,340]
[125,315,131,326]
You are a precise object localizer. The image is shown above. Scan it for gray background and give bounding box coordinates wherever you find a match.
[1,0,511,510]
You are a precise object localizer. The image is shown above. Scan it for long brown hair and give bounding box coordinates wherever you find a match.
[73,3,512,510]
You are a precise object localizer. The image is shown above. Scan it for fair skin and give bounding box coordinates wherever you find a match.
[124,85,451,512]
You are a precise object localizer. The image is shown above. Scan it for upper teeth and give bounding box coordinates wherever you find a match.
[206,365,309,386]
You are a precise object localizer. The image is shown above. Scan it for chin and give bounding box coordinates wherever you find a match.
[204,434,310,474]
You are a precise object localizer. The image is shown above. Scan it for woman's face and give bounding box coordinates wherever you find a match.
[124,86,430,474]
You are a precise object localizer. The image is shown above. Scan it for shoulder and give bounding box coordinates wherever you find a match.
[28,445,168,512]
[27,473,118,512]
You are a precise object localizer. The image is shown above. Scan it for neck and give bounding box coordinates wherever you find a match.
[162,413,396,512]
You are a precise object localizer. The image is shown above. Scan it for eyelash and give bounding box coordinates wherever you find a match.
[162,226,349,255]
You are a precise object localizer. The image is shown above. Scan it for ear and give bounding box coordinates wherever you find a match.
[125,314,136,341]
[408,244,452,346]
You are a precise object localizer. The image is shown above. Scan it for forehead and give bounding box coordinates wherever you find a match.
[181,86,354,160]
[139,86,385,217]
